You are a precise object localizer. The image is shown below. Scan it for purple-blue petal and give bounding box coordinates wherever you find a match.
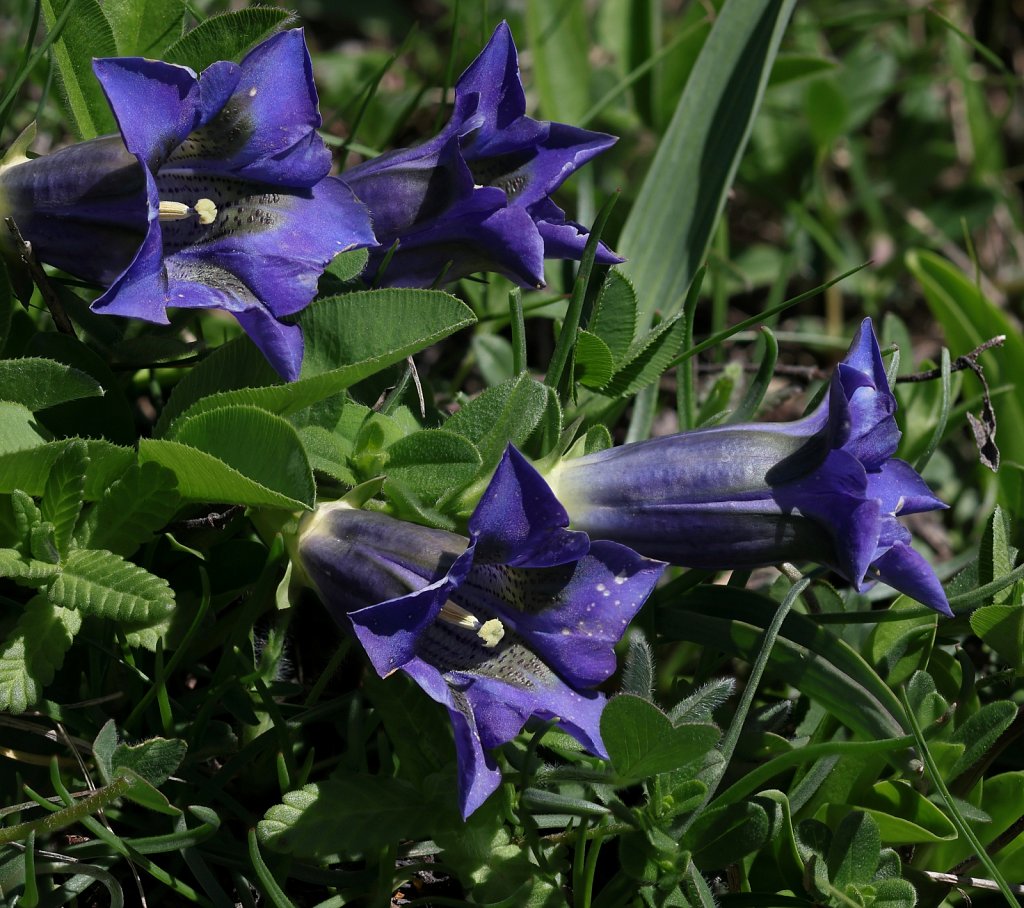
[866,458,948,516]
[233,307,304,382]
[92,57,202,170]
[871,542,952,617]
[470,446,590,567]
[451,21,526,134]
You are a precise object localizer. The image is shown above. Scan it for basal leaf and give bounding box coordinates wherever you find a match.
[49,548,174,625]
[0,595,81,714]
[0,358,103,411]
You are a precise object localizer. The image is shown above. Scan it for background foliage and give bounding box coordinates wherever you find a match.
[0,0,1022,905]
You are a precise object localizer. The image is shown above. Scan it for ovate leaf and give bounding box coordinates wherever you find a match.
[0,358,103,411]
[41,439,88,558]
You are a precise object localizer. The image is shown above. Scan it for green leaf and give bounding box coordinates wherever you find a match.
[0,549,60,585]
[0,440,134,500]
[601,694,720,780]
[979,506,1017,603]
[258,776,439,859]
[0,258,12,354]
[157,289,476,434]
[112,737,187,789]
[323,247,369,285]
[48,548,174,625]
[948,700,1016,780]
[382,431,482,500]
[574,331,616,390]
[600,310,689,398]
[41,440,87,558]
[0,596,81,714]
[685,798,773,869]
[804,77,848,146]
[768,53,838,86]
[825,781,956,845]
[10,490,43,552]
[660,586,910,743]
[162,8,294,71]
[103,0,184,56]
[906,249,1024,511]
[868,595,938,686]
[619,0,797,329]
[827,812,880,890]
[165,405,314,508]
[525,0,590,122]
[0,402,49,455]
[139,439,310,510]
[445,375,550,473]
[471,334,515,388]
[40,0,118,138]
[75,462,180,557]
[871,878,918,908]
[590,271,639,363]
[0,358,103,411]
[970,603,1024,675]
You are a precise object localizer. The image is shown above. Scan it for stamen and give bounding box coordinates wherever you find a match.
[194,198,218,225]
[438,600,480,630]
[158,201,192,221]
[894,495,906,515]
[477,618,505,648]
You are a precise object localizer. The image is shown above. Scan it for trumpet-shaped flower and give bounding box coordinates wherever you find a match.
[296,446,664,816]
[546,319,952,616]
[342,21,620,288]
[0,30,375,380]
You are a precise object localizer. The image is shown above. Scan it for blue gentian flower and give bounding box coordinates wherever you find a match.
[342,21,621,289]
[546,319,952,616]
[0,30,375,380]
[296,446,664,817]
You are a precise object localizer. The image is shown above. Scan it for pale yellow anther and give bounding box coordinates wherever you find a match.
[438,600,480,630]
[194,197,218,225]
[477,618,505,648]
[158,201,191,221]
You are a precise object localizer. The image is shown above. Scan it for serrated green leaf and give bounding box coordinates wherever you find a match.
[258,776,439,858]
[620,0,796,329]
[0,358,103,411]
[103,0,184,56]
[41,440,87,558]
[601,694,720,780]
[0,402,49,455]
[445,375,550,472]
[601,311,688,398]
[10,490,43,552]
[590,271,638,363]
[165,405,314,508]
[0,596,81,714]
[162,8,294,71]
[30,521,59,564]
[75,462,180,557]
[0,440,134,500]
[139,439,309,510]
[383,431,482,500]
[0,549,59,585]
[979,506,1016,604]
[49,548,174,625]
[40,0,118,138]
[574,330,615,389]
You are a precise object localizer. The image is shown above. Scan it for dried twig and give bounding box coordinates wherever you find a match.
[895,335,1006,383]
[4,216,76,336]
